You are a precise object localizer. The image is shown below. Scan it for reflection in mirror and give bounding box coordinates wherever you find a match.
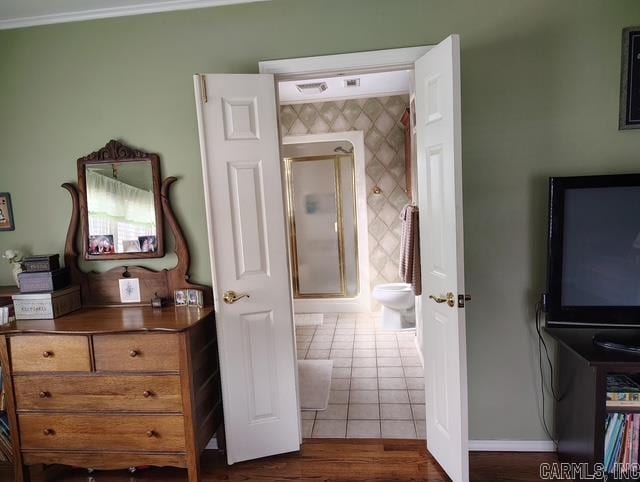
[85,161,158,255]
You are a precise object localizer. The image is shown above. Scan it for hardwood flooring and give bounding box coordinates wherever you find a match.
[0,440,557,481]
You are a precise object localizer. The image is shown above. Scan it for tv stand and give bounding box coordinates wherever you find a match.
[546,326,640,473]
[592,332,640,355]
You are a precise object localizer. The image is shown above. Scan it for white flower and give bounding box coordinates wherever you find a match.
[2,249,23,264]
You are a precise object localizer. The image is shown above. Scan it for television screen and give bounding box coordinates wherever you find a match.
[547,175,640,325]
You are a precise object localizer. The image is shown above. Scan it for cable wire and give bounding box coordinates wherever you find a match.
[535,299,559,449]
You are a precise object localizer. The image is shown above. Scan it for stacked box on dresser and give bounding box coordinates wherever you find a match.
[12,255,80,320]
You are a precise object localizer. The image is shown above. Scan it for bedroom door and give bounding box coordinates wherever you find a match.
[193,74,300,464]
[414,34,469,482]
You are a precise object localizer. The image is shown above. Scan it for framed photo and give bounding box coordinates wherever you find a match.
[88,234,115,254]
[187,289,204,308]
[119,278,141,303]
[0,193,15,232]
[174,289,188,306]
[122,239,141,253]
[620,27,640,129]
[138,235,158,253]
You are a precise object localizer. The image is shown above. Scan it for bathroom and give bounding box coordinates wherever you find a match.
[278,71,425,439]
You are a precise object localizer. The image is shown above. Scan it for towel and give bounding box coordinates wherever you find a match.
[399,204,422,296]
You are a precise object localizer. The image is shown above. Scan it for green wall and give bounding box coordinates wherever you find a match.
[1,0,638,441]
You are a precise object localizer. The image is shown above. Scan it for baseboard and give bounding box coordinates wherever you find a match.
[468,440,556,452]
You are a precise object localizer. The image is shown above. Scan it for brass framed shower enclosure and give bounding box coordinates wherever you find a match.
[284,154,358,299]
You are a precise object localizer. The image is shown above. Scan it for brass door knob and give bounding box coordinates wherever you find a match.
[129,350,139,358]
[42,428,54,436]
[428,292,456,308]
[143,390,152,398]
[223,291,250,305]
[146,430,156,438]
[39,391,50,399]
[42,351,52,358]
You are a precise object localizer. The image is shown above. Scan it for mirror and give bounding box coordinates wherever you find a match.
[78,141,164,260]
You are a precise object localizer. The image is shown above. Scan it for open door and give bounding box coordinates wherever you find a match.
[193,74,300,464]
[414,35,469,482]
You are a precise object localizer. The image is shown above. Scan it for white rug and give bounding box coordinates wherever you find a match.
[294,313,324,327]
[298,359,333,411]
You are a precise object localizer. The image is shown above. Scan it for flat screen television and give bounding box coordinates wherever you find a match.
[547,174,640,326]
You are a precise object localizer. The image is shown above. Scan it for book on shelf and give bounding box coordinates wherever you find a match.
[607,374,640,407]
[605,412,640,473]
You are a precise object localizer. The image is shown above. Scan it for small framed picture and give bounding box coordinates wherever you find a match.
[88,234,115,254]
[187,289,204,308]
[138,235,158,253]
[620,27,640,129]
[174,289,188,306]
[122,239,141,253]
[119,278,141,303]
[0,193,15,232]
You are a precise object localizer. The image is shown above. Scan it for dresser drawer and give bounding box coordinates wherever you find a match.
[10,335,91,372]
[93,333,180,372]
[14,374,183,412]
[19,414,186,452]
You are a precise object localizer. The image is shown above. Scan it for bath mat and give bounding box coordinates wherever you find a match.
[295,313,324,327]
[298,359,333,411]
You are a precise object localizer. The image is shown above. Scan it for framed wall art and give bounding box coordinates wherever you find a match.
[620,27,640,129]
[0,193,15,231]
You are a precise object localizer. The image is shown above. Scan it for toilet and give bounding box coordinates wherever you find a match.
[372,283,416,331]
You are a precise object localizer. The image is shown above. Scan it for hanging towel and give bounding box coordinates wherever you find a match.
[399,204,422,296]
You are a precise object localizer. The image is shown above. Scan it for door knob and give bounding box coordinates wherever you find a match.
[428,292,456,308]
[223,290,250,305]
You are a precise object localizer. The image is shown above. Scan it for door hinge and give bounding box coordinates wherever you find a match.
[458,294,471,308]
[199,74,208,103]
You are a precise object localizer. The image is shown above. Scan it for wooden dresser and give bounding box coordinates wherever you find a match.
[0,306,223,482]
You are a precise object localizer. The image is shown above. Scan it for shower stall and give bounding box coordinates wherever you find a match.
[282,134,370,312]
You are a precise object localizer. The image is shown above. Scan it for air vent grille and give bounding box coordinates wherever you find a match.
[295,82,328,94]
[344,78,360,88]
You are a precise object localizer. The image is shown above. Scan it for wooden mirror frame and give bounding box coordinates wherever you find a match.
[78,140,165,261]
[63,140,213,307]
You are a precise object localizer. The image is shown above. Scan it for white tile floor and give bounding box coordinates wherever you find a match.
[296,312,425,439]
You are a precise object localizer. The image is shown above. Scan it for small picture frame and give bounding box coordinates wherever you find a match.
[0,193,15,232]
[620,27,640,129]
[122,239,142,253]
[138,235,158,253]
[174,289,188,306]
[187,289,204,308]
[119,278,141,303]
[88,234,115,254]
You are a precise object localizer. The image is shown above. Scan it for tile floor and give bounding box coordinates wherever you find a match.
[296,312,425,439]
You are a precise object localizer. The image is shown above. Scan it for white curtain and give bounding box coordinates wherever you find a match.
[87,171,156,252]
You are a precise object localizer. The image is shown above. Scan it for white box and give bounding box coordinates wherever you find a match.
[12,286,81,320]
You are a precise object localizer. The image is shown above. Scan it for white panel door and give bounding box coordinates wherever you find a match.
[193,74,300,464]
[414,35,469,482]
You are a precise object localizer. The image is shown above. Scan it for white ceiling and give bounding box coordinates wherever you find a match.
[0,0,269,30]
[279,70,412,105]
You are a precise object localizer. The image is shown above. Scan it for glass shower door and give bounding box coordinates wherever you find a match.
[287,156,344,297]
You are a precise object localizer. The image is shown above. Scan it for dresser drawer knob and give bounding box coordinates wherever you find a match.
[39,391,50,399]
[42,351,53,358]
[143,390,153,398]
[129,350,139,358]
[146,430,157,438]
[42,428,54,436]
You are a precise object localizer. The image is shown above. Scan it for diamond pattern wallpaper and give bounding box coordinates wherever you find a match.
[280,95,410,303]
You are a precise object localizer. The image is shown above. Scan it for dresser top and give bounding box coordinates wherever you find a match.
[0,306,214,335]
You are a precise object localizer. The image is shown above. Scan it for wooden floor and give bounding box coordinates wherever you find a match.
[0,440,557,481]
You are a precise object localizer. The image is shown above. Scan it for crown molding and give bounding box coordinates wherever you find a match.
[0,0,270,30]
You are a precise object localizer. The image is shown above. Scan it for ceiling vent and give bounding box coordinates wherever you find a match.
[296,81,328,94]
[344,78,360,88]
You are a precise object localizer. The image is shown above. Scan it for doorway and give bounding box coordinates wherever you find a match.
[194,36,468,482]
[277,74,423,439]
